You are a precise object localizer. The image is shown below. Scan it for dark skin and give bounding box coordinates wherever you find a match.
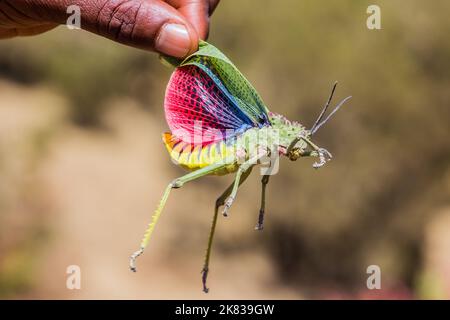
[0,0,220,58]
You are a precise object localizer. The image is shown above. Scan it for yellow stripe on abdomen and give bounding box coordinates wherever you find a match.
[162,133,238,175]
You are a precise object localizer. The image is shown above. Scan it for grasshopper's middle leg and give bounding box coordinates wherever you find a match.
[201,168,252,293]
[222,154,264,217]
[255,174,270,231]
[129,162,229,272]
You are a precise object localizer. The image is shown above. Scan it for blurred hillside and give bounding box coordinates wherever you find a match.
[0,0,450,299]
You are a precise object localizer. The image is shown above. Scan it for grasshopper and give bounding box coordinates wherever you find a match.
[130,41,351,293]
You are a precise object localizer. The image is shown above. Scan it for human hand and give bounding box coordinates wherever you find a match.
[0,0,220,58]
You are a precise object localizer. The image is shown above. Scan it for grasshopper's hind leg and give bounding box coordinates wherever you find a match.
[201,168,252,293]
[255,175,270,231]
[130,162,229,273]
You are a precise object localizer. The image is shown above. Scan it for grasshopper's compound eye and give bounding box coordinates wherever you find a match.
[288,147,301,161]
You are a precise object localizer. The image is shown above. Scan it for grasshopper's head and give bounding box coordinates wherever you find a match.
[267,112,311,160]
[271,83,351,168]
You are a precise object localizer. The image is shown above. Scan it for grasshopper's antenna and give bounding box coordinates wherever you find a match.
[310,81,338,134]
[311,95,352,135]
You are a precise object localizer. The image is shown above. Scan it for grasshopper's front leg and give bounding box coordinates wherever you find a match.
[301,137,333,169]
[130,162,230,272]
[311,148,332,168]
[222,152,267,217]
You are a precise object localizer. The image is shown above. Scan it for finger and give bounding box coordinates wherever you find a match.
[91,0,200,57]
[0,28,18,38]
[165,0,220,40]
[208,0,220,15]
[0,24,57,39]
[165,0,209,39]
[9,0,200,58]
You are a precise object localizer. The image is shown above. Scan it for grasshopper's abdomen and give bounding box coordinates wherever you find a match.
[162,133,239,175]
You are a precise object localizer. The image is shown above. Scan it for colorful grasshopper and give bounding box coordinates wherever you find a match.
[130,41,351,293]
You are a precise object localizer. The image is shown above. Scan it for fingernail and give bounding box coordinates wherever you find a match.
[155,23,191,58]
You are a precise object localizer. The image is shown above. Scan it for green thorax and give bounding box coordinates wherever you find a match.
[234,112,310,158]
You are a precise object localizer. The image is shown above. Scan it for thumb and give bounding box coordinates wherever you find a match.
[88,0,200,57]
[12,0,200,58]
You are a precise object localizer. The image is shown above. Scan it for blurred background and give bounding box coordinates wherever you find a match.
[1,0,450,299]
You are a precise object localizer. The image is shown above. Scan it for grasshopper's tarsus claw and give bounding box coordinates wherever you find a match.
[222,207,229,217]
[313,148,332,169]
[255,209,265,231]
[254,223,264,231]
[201,267,210,293]
[129,247,144,272]
[222,196,234,217]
